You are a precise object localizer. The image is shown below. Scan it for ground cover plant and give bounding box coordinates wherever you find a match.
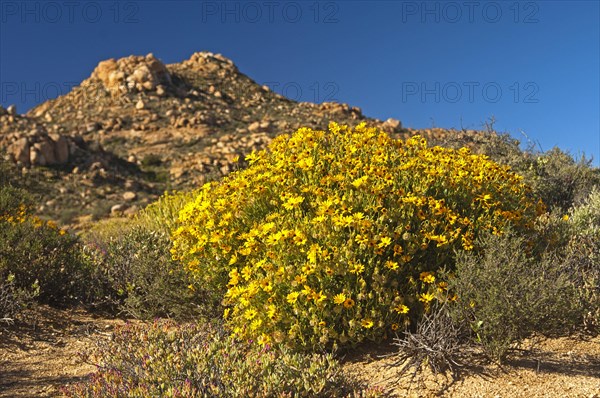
[63,319,381,398]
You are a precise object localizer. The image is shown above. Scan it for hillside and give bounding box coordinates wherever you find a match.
[0,52,496,226]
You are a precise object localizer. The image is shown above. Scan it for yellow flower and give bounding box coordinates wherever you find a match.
[245,151,260,164]
[282,195,304,210]
[343,298,355,309]
[391,323,400,331]
[301,285,314,297]
[314,291,327,304]
[352,175,368,188]
[241,266,253,281]
[437,281,448,292]
[420,272,435,284]
[419,292,435,303]
[385,260,399,270]
[257,333,271,346]
[394,304,410,314]
[228,269,240,286]
[378,236,392,248]
[244,309,257,320]
[348,262,365,274]
[287,291,300,304]
[267,304,277,319]
[361,318,374,329]
[333,293,346,305]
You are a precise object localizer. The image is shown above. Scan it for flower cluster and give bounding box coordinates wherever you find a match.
[1,203,67,235]
[171,122,540,350]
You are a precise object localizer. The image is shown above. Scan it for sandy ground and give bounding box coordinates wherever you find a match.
[1,305,599,397]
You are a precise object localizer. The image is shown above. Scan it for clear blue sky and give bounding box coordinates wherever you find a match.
[1,0,599,165]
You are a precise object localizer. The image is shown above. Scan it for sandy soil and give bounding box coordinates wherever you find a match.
[0,305,126,397]
[1,305,599,397]
[345,335,600,397]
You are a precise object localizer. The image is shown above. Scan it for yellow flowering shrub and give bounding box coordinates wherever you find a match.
[172,122,540,350]
[0,186,83,304]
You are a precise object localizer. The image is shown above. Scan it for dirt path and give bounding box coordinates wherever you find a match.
[0,305,126,397]
[345,335,600,397]
[1,305,599,397]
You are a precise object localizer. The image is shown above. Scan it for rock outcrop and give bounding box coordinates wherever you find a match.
[86,53,173,96]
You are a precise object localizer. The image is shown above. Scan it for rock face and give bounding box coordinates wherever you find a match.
[88,53,173,96]
[4,130,73,167]
[8,137,30,165]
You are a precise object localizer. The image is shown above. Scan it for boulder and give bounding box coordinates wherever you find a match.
[89,53,172,95]
[122,191,137,201]
[383,118,402,130]
[32,139,56,165]
[50,134,69,164]
[9,137,30,165]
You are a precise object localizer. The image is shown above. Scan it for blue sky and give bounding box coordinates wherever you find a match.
[1,0,598,164]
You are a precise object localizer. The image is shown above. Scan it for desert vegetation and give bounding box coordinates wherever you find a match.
[1,122,598,396]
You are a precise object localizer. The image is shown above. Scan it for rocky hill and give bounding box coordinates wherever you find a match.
[0,52,490,227]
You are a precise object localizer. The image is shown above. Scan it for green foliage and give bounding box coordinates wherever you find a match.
[136,190,197,235]
[0,184,88,305]
[526,148,599,212]
[83,225,217,320]
[64,320,375,398]
[0,273,38,321]
[447,231,583,361]
[141,153,163,167]
[172,122,540,350]
[0,185,33,215]
[564,188,600,329]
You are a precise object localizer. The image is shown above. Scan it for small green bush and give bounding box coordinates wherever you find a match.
[526,148,599,212]
[0,273,38,322]
[448,231,583,361]
[0,185,88,305]
[83,225,217,320]
[564,188,600,329]
[64,320,375,398]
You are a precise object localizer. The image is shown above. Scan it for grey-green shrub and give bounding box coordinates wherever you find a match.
[565,188,600,329]
[83,225,218,320]
[447,231,583,361]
